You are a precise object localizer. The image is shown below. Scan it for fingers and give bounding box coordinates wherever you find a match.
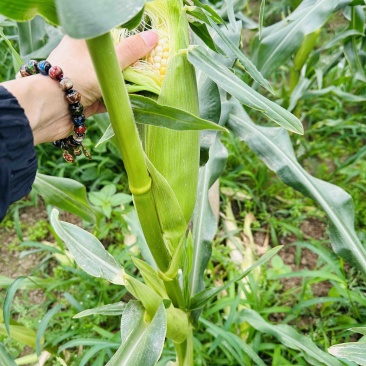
[116,31,158,70]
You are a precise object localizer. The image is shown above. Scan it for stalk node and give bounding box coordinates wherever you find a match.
[129,179,152,196]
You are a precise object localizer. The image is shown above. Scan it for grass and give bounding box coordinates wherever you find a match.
[1,1,366,365]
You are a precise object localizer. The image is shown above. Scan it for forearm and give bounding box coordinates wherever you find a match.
[0,85,38,221]
[2,75,71,145]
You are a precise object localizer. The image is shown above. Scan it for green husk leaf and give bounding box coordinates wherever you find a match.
[145,158,188,253]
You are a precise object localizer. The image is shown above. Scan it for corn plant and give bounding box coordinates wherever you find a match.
[1,0,366,364]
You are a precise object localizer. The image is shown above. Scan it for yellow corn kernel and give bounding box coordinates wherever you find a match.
[143,32,171,83]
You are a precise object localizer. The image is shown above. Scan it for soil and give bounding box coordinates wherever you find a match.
[250,214,334,331]
[0,197,81,363]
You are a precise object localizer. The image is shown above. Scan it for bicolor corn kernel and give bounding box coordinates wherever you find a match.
[112,0,172,94]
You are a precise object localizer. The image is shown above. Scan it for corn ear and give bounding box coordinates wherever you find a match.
[145,0,200,224]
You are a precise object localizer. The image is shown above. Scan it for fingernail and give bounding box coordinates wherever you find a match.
[140,31,159,47]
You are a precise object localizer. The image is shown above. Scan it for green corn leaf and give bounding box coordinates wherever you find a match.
[132,95,226,132]
[55,0,145,39]
[349,327,366,336]
[241,309,344,366]
[96,95,227,147]
[189,20,218,52]
[251,0,339,77]
[190,0,225,25]
[207,18,274,94]
[50,209,125,285]
[132,257,168,298]
[74,302,126,318]
[318,29,364,52]
[123,6,146,31]
[228,107,366,275]
[0,0,58,25]
[79,345,112,366]
[187,45,304,134]
[58,338,120,353]
[190,137,228,299]
[189,246,282,310]
[33,173,100,223]
[0,276,52,290]
[0,28,23,72]
[3,276,26,335]
[304,86,366,102]
[17,17,47,57]
[344,6,366,82]
[106,301,166,366]
[125,276,163,318]
[36,304,63,356]
[328,343,366,366]
[259,0,266,40]
[0,343,17,366]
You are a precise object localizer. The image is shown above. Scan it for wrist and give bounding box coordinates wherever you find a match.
[2,74,71,145]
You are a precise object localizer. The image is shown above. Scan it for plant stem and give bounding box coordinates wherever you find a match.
[86,33,172,270]
[86,33,186,309]
[86,33,150,195]
[175,324,194,365]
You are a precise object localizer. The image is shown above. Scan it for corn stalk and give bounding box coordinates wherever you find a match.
[87,1,199,362]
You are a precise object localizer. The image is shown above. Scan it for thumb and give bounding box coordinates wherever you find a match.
[116,31,159,70]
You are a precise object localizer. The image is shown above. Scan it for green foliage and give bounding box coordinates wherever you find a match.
[1,0,366,365]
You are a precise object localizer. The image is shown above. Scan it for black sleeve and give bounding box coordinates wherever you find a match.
[0,85,38,222]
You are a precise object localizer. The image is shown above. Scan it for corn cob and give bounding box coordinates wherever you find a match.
[115,0,200,229]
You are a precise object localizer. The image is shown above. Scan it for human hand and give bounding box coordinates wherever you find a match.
[2,31,158,145]
[47,31,158,117]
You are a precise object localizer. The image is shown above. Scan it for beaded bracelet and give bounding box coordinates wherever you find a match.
[16,59,91,163]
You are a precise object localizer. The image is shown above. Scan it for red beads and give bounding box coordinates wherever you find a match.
[74,125,86,135]
[62,151,75,163]
[48,65,63,80]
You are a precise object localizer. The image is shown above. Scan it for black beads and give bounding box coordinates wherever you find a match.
[69,102,84,116]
